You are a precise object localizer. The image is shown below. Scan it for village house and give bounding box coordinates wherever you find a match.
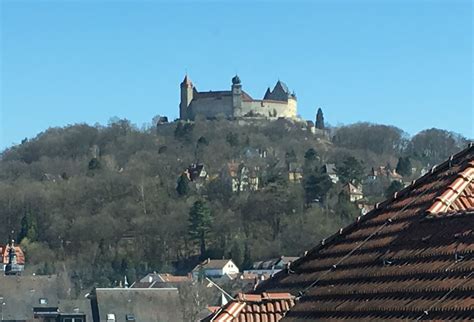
[191,259,239,279]
[287,163,303,183]
[130,273,192,288]
[221,162,259,192]
[342,182,364,202]
[246,144,474,321]
[1,240,25,274]
[322,163,339,183]
[184,163,208,190]
[368,165,403,182]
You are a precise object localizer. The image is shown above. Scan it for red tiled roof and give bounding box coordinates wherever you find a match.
[241,91,253,101]
[202,292,295,322]
[0,245,25,265]
[427,160,474,214]
[255,144,474,321]
[157,273,192,283]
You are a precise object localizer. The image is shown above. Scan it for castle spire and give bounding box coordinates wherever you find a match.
[264,87,271,100]
[181,74,193,87]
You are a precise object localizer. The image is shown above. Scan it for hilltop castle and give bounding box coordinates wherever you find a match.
[179,75,297,120]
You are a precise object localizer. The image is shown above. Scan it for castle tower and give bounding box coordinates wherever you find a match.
[231,75,242,117]
[180,75,194,120]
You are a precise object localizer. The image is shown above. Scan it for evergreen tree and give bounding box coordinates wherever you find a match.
[303,148,318,175]
[336,191,359,219]
[285,149,297,167]
[315,108,325,130]
[188,200,213,257]
[197,136,209,146]
[174,122,194,142]
[88,157,101,170]
[176,173,190,196]
[195,136,209,160]
[336,156,365,185]
[304,148,317,162]
[18,212,38,242]
[303,173,332,205]
[396,157,412,177]
[385,180,404,198]
[226,132,239,147]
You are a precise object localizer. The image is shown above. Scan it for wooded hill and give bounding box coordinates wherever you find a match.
[0,116,468,293]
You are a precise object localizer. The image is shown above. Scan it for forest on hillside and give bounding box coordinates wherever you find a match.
[0,116,469,293]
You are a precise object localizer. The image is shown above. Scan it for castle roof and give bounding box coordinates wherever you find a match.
[255,144,474,321]
[264,87,272,99]
[194,90,232,99]
[275,80,290,94]
[232,74,241,85]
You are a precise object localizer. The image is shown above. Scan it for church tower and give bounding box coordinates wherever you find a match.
[231,75,242,117]
[180,75,194,120]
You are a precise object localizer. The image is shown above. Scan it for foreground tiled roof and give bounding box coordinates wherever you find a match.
[256,144,474,321]
[202,292,295,322]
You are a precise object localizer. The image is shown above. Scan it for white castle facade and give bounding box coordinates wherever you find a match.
[179,75,297,120]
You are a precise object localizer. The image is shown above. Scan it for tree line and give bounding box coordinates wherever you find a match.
[0,116,468,294]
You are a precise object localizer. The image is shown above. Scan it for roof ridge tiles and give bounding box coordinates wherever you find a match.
[427,161,474,215]
[251,144,474,321]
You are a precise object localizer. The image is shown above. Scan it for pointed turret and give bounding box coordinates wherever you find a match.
[180,74,194,120]
[181,74,193,87]
[263,87,271,100]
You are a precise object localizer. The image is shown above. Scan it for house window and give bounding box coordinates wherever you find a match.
[126,314,136,321]
[39,298,48,305]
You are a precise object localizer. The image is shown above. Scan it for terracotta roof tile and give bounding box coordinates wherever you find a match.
[255,144,474,321]
[427,160,474,214]
[202,293,295,322]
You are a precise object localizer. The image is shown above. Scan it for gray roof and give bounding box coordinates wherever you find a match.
[275,80,289,94]
[252,256,299,270]
[0,275,91,321]
[93,288,182,322]
[323,163,337,175]
[0,275,61,320]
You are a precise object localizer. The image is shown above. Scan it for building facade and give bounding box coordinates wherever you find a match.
[179,75,297,120]
[191,259,239,279]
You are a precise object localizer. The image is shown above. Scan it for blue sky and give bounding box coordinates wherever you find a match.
[1,0,472,149]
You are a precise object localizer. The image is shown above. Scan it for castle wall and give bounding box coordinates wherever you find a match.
[239,99,297,118]
[189,96,233,120]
